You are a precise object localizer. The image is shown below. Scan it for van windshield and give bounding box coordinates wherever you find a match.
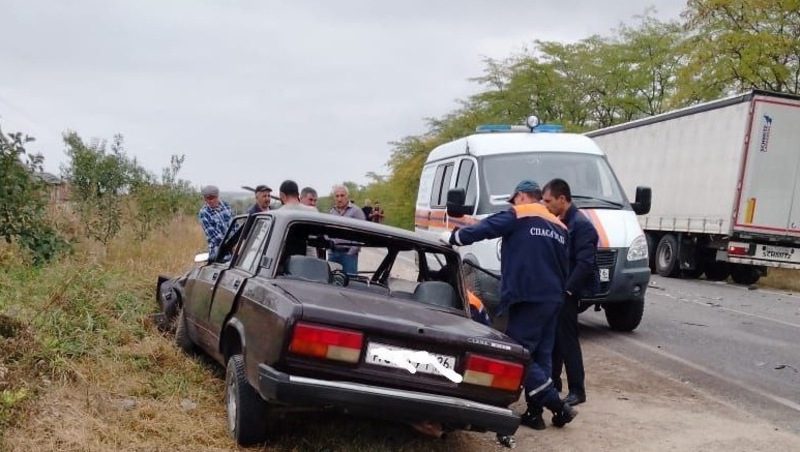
[481,152,627,209]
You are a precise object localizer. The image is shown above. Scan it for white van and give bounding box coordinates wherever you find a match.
[415,120,652,331]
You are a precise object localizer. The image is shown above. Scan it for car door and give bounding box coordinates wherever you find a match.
[208,216,273,346]
[185,216,247,349]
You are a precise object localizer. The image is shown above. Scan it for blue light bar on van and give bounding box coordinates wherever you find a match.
[533,124,563,133]
[475,124,531,133]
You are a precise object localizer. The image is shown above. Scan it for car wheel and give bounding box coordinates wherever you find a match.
[604,299,644,332]
[703,262,730,281]
[225,354,268,446]
[730,265,761,285]
[157,287,180,333]
[174,309,194,352]
[655,234,680,278]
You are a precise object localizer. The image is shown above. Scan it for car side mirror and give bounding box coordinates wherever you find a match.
[631,186,651,215]
[194,252,209,263]
[446,188,469,218]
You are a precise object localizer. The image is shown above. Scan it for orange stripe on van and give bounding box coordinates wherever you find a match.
[584,209,610,248]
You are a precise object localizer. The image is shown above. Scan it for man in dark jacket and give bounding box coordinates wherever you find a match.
[442,180,577,431]
[543,178,599,407]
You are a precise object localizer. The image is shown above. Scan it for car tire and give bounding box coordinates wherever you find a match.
[225,354,268,446]
[730,265,761,285]
[655,234,680,278]
[174,309,194,352]
[703,262,730,281]
[157,287,180,333]
[604,299,644,332]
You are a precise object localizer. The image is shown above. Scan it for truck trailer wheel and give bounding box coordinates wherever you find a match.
[604,299,644,332]
[655,234,680,277]
[225,354,269,445]
[731,265,761,285]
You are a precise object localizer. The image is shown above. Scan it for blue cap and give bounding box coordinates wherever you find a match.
[508,179,540,202]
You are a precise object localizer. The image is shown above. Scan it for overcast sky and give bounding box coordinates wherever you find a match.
[1,0,684,194]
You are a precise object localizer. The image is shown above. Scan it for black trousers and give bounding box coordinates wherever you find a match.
[551,294,585,394]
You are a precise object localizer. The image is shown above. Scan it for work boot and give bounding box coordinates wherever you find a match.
[551,402,578,428]
[562,391,586,406]
[520,408,546,430]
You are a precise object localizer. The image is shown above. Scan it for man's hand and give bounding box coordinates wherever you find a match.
[438,231,454,247]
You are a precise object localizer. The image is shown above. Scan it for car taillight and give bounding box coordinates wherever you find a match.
[289,322,364,363]
[462,354,524,391]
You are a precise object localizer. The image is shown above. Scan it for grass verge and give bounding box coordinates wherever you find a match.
[0,217,485,451]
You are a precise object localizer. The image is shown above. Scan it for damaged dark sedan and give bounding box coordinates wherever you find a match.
[156,209,528,445]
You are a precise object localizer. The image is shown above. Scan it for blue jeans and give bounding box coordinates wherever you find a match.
[329,251,358,275]
[505,301,563,413]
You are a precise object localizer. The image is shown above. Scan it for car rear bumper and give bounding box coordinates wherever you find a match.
[257,364,520,435]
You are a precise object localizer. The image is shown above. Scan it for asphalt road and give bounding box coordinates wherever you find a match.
[579,275,800,434]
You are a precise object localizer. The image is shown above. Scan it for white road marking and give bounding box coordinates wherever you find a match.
[588,324,800,414]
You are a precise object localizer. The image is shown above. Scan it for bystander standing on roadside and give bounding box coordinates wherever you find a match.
[543,178,599,407]
[328,184,366,274]
[371,201,385,223]
[362,199,373,221]
[279,180,316,211]
[247,185,272,214]
[198,185,234,258]
[300,186,318,209]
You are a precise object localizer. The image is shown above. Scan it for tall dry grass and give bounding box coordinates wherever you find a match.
[0,217,484,451]
[760,267,800,292]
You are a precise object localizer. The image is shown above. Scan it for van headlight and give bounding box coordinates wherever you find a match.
[627,235,648,262]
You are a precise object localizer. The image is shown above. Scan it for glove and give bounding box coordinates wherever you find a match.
[438,231,454,247]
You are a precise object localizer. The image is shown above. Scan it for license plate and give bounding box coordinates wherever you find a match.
[754,245,800,263]
[599,268,610,282]
[366,342,456,376]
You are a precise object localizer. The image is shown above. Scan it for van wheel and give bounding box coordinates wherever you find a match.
[730,265,761,285]
[655,235,680,277]
[645,233,657,273]
[604,299,644,332]
[226,354,269,445]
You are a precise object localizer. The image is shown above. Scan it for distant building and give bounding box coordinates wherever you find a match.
[33,172,71,203]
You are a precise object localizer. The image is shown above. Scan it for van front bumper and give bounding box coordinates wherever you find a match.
[585,252,650,304]
[257,364,520,435]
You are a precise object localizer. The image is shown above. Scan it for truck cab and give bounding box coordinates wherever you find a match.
[415,118,652,331]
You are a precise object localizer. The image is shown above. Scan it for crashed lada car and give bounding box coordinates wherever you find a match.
[156,209,527,445]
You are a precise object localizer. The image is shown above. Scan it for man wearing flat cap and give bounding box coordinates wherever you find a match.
[248,185,272,214]
[198,185,234,258]
[440,179,577,432]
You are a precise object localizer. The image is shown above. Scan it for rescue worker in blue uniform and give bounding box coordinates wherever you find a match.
[543,178,599,407]
[442,180,578,431]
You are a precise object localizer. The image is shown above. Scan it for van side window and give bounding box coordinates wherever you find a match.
[430,162,455,208]
[455,159,477,208]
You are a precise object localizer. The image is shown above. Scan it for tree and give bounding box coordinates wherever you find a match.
[0,124,67,263]
[62,132,133,245]
[679,0,800,102]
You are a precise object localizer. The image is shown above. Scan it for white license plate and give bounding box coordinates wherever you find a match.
[366,342,456,376]
[755,245,800,263]
[599,268,611,282]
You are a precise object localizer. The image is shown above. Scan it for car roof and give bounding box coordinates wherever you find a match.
[255,209,451,249]
[426,132,604,163]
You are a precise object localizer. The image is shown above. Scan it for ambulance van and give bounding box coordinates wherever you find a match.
[415,118,652,331]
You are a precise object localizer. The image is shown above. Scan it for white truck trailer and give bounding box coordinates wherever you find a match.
[587,90,800,285]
